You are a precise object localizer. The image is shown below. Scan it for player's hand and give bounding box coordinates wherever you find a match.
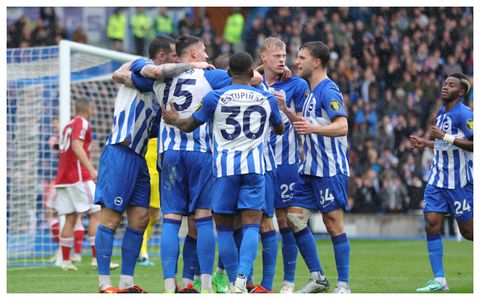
[293,117,314,135]
[429,125,445,140]
[89,168,98,183]
[271,90,287,111]
[280,65,292,82]
[409,135,425,149]
[191,62,215,70]
[255,64,265,75]
[162,99,179,125]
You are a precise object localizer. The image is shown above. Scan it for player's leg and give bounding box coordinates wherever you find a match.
[212,175,241,290]
[234,174,265,293]
[252,170,277,293]
[453,183,473,241]
[71,214,85,263]
[139,207,160,265]
[317,175,351,293]
[193,209,215,293]
[417,184,450,292]
[287,175,327,293]
[274,164,299,293]
[178,217,199,293]
[59,212,78,270]
[160,150,189,293]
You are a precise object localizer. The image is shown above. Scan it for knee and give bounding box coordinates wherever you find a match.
[460,227,473,241]
[276,213,289,229]
[424,223,441,236]
[260,217,275,233]
[287,211,310,233]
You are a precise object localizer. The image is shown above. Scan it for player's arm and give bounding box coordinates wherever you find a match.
[112,61,134,86]
[71,139,98,181]
[141,61,214,79]
[294,116,348,136]
[409,135,434,149]
[162,100,200,132]
[268,94,285,135]
[429,125,473,152]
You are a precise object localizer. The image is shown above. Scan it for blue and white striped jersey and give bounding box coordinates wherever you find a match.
[132,68,231,153]
[261,76,309,165]
[106,58,161,156]
[300,78,350,178]
[193,85,283,177]
[428,103,473,189]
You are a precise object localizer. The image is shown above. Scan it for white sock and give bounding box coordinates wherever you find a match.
[435,277,447,285]
[216,267,225,274]
[99,275,112,290]
[119,275,134,289]
[311,271,322,280]
[235,274,246,287]
[165,278,176,291]
[182,277,193,288]
[201,274,212,291]
[283,280,294,287]
[194,274,201,281]
[337,281,348,288]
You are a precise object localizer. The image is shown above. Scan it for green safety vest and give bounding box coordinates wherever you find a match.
[131,13,152,38]
[107,14,127,40]
[156,15,173,34]
[224,13,244,44]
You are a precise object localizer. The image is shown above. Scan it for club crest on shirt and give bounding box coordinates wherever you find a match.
[330,99,341,111]
[466,119,473,130]
[196,101,202,111]
[305,90,310,98]
[441,117,452,132]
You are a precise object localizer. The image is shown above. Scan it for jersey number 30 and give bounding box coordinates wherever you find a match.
[221,105,267,140]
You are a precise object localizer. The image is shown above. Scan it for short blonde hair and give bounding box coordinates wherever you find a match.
[260,37,286,53]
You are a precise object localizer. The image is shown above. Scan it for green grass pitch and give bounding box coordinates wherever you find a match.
[7,239,473,293]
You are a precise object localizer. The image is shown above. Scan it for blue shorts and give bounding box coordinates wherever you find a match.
[264,170,276,218]
[291,174,349,214]
[274,164,300,208]
[212,174,265,214]
[424,183,473,222]
[94,144,150,212]
[160,150,213,215]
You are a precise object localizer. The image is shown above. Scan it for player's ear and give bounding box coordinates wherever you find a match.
[228,68,232,77]
[249,69,254,78]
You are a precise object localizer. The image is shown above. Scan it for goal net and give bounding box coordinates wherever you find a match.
[6,41,155,266]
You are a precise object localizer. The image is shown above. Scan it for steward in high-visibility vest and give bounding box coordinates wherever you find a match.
[155,8,173,35]
[131,8,152,55]
[223,9,244,44]
[107,8,126,51]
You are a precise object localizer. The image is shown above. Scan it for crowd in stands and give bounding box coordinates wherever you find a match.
[7,7,473,214]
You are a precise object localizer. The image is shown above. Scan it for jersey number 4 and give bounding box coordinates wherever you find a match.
[454,199,471,215]
[221,105,267,140]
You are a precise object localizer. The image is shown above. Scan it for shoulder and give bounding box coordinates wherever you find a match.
[288,75,309,87]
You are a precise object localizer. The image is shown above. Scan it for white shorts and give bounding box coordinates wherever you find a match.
[55,181,101,215]
[45,186,58,210]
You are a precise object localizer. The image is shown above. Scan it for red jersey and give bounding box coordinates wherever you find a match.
[55,116,92,186]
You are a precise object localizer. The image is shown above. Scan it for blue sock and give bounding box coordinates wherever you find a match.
[234,228,253,283]
[217,256,224,270]
[216,225,238,283]
[280,227,298,283]
[121,227,144,276]
[427,234,444,278]
[161,218,181,279]
[95,225,114,275]
[294,227,322,273]
[196,216,215,275]
[182,235,198,280]
[238,223,260,278]
[331,233,350,282]
[260,230,278,290]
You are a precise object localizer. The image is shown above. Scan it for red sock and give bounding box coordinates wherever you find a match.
[60,237,73,261]
[51,221,60,244]
[74,230,85,255]
[89,236,96,258]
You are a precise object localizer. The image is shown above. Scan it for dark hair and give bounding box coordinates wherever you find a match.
[229,52,253,76]
[300,41,330,68]
[148,35,175,59]
[175,34,203,57]
[448,73,471,98]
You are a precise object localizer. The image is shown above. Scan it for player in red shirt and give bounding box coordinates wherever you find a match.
[55,97,118,271]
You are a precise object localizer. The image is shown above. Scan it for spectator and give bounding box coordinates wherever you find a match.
[155,7,174,36]
[130,8,152,55]
[106,8,126,51]
[223,8,244,52]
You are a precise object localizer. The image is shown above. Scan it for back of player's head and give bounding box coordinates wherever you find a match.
[214,54,230,71]
[260,37,286,53]
[176,34,203,57]
[448,73,471,97]
[75,97,92,114]
[229,52,254,77]
[300,41,330,68]
[148,35,175,59]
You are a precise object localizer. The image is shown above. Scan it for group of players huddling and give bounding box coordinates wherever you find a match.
[54,32,473,294]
